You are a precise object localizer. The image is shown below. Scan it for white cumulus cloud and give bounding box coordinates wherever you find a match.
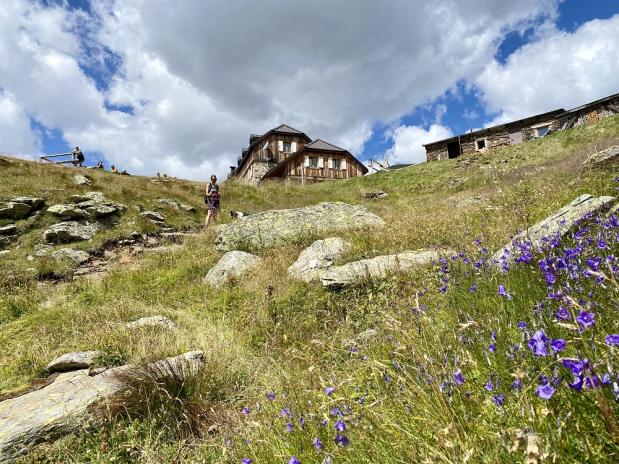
[386,124,453,164]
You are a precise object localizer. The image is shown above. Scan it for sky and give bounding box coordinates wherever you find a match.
[1,0,618,180]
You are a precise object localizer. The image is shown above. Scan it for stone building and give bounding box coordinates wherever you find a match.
[229,124,367,184]
[424,91,619,161]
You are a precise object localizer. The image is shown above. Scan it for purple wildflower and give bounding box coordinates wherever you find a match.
[562,358,586,376]
[281,408,290,417]
[528,329,548,356]
[512,378,522,390]
[518,322,527,329]
[569,376,584,392]
[285,422,294,432]
[453,369,465,385]
[241,407,250,415]
[485,378,494,391]
[598,239,607,249]
[325,386,336,396]
[605,334,619,346]
[488,343,497,353]
[537,383,555,400]
[313,437,324,450]
[242,459,252,464]
[334,419,346,432]
[288,456,301,464]
[555,306,570,321]
[498,285,511,299]
[492,394,505,407]
[266,391,276,401]
[576,310,595,329]
[335,434,350,447]
[550,338,566,353]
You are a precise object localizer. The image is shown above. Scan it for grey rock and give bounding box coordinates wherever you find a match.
[0,202,31,220]
[0,225,16,236]
[288,237,351,283]
[47,204,88,220]
[126,315,176,330]
[42,221,101,243]
[46,351,101,373]
[583,145,619,166]
[157,198,196,212]
[51,248,90,265]
[0,351,203,463]
[73,174,92,186]
[362,191,389,200]
[33,244,53,257]
[215,202,384,252]
[0,250,9,256]
[493,194,616,264]
[11,197,44,209]
[204,251,261,287]
[70,192,106,204]
[84,204,118,218]
[140,210,165,223]
[321,249,453,289]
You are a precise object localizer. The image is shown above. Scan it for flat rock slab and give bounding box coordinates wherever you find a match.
[47,204,88,220]
[288,237,351,283]
[204,251,261,287]
[0,225,16,236]
[0,202,31,220]
[126,316,176,330]
[321,249,452,289]
[140,210,165,222]
[42,221,101,243]
[50,248,90,265]
[214,202,384,252]
[157,198,196,212]
[583,145,619,166]
[0,351,203,463]
[73,174,92,186]
[493,194,615,264]
[46,351,101,373]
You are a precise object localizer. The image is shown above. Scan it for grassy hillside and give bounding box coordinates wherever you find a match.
[1,116,619,463]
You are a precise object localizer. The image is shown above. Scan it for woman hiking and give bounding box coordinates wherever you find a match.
[204,175,221,227]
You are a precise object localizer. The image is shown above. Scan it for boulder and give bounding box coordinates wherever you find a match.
[0,351,204,463]
[50,248,90,265]
[215,202,384,252]
[47,204,88,220]
[0,202,31,220]
[288,237,351,283]
[362,191,389,200]
[493,194,616,264]
[583,145,619,166]
[321,249,452,289]
[11,197,44,209]
[84,204,119,218]
[46,351,101,374]
[42,221,101,243]
[140,210,165,223]
[204,251,261,287]
[126,315,176,330]
[0,225,16,236]
[70,192,106,204]
[73,174,92,186]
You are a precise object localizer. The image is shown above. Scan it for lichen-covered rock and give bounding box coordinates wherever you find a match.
[204,251,261,287]
[215,202,384,252]
[321,249,452,289]
[0,202,31,220]
[51,248,90,265]
[42,221,101,243]
[126,315,176,330]
[46,351,101,373]
[11,197,44,209]
[362,191,389,200]
[0,224,16,236]
[157,198,196,212]
[493,194,616,264]
[47,204,88,220]
[84,204,119,218]
[0,351,204,463]
[70,192,106,204]
[288,237,351,283]
[140,210,165,223]
[583,145,619,166]
[73,174,92,186]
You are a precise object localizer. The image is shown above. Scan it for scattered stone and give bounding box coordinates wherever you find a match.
[0,202,32,220]
[204,251,261,287]
[73,174,92,186]
[45,351,101,374]
[157,198,196,212]
[0,225,16,236]
[11,197,44,210]
[140,210,165,223]
[47,204,88,220]
[288,237,351,283]
[126,315,176,330]
[145,236,159,247]
[42,221,101,243]
[215,202,384,252]
[493,194,616,264]
[103,250,117,260]
[362,191,389,200]
[321,249,453,289]
[83,203,119,218]
[33,244,52,257]
[70,192,106,204]
[0,351,204,463]
[51,248,90,265]
[583,145,619,166]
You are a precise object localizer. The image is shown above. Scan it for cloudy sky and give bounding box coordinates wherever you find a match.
[1,0,618,179]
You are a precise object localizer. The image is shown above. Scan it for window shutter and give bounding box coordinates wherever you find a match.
[318,157,324,168]
[278,140,283,151]
[291,141,297,152]
[328,157,333,168]
[341,159,347,170]
[304,156,310,167]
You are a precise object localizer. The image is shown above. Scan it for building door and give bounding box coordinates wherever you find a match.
[447,141,461,159]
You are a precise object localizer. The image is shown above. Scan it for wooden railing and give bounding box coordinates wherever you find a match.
[40,153,75,165]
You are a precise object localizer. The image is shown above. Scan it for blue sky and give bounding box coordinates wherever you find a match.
[2,0,619,179]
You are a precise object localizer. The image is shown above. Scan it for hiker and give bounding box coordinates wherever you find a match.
[110,165,118,174]
[120,169,130,176]
[72,146,85,167]
[204,175,220,227]
[95,161,104,169]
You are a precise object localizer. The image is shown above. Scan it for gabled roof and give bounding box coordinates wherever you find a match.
[272,124,306,134]
[564,91,619,114]
[304,139,346,151]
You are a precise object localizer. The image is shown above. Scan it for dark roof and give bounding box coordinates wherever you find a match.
[304,139,346,151]
[423,108,565,147]
[564,91,619,114]
[272,124,306,134]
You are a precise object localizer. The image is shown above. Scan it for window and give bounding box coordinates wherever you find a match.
[535,125,550,137]
[308,156,319,168]
[331,158,342,169]
[475,138,486,151]
[282,141,292,152]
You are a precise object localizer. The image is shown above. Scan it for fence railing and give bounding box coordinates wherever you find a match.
[39,153,75,164]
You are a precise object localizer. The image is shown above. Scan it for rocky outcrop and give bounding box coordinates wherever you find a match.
[0,197,43,220]
[204,251,261,287]
[321,249,452,289]
[42,221,101,243]
[126,315,176,330]
[0,225,16,236]
[46,351,101,374]
[73,174,92,186]
[70,192,106,204]
[140,210,165,223]
[288,237,351,283]
[50,248,90,265]
[583,146,619,166]
[215,202,384,252]
[47,204,88,220]
[0,351,204,463]
[493,194,616,264]
[157,198,196,212]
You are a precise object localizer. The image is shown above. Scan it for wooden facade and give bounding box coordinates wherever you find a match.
[424,92,619,162]
[229,125,367,184]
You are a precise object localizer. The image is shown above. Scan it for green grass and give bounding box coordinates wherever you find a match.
[2,115,619,463]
